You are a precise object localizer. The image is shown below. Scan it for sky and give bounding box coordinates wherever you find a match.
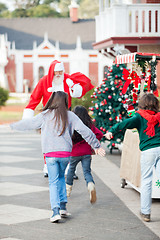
[0,0,15,10]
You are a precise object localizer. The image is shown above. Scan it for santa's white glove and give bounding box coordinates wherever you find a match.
[66,78,83,98]
[66,78,74,88]
[69,84,83,98]
[22,108,34,119]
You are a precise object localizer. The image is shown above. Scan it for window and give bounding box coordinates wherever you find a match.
[104,66,108,79]
[39,66,44,80]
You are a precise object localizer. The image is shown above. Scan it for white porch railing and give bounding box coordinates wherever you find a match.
[96,2,160,42]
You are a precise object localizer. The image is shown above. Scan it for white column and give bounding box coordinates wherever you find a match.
[0,34,8,89]
[99,0,103,13]
[151,9,156,33]
[0,66,8,88]
[105,0,109,8]
[16,57,23,92]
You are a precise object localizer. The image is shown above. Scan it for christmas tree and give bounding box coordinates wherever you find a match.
[90,64,129,152]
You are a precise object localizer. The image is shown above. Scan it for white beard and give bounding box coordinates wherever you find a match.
[53,74,64,85]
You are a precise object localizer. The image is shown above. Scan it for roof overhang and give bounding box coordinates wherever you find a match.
[92,37,160,50]
[115,52,160,64]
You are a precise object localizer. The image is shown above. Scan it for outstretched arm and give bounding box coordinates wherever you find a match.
[23,79,44,118]
[104,132,113,140]
[71,112,106,157]
[94,147,106,157]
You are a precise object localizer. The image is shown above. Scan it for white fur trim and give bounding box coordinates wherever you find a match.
[47,87,54,92]
[54,62,64,71]
[70,84,82,98]
[22,108,34,119]
[66,78,74,87]
[47,82,64,93]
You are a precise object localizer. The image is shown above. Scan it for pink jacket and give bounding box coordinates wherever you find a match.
[71,125,103,157]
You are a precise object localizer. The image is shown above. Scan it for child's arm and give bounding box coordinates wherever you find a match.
[71,113,105,156]
[104,132,113,140]
[92,125,103,140]
[10,112,44,131]
[105,113,139,139]
[95,147,106,157]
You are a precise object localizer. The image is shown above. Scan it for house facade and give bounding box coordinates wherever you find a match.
[0,1,109,93]
[93,0,160,88]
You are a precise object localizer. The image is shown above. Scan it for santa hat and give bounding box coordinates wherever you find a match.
[54,62,64,72]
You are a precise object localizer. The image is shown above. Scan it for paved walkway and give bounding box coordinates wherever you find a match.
[0,125,160,240]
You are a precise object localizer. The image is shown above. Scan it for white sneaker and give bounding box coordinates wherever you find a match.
[43,164,48,177]
[88,182,97,204]
[50,214,61,223]
[60,210,71,218]
[66,184,72,197]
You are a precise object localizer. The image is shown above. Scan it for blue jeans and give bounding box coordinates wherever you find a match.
[140,147,160,214]
[66,155,94,186]
[46,157,70,210]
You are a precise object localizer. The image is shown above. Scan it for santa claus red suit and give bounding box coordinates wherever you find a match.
[22,60,94,177]
[23,60,94,118]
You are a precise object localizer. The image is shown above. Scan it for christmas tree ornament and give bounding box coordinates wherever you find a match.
[104,99,107,104]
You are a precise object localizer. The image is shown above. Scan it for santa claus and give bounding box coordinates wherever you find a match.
[23,60,94,176]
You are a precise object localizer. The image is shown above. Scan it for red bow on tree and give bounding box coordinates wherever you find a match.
[122,69,140,94]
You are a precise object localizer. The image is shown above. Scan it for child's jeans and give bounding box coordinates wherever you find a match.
[46,157,69,210]
[66,155,94,186]
[140,146,160,214]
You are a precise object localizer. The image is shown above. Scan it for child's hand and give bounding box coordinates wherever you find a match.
[104,132,113,140]
[95,147,106,157]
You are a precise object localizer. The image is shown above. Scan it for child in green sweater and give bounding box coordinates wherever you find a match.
[105,93,160,222]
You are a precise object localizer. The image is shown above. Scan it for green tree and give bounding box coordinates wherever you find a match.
[14,0,41,9]
[90,64,129,151]
[11,8,28,17]
[58,0,70,16]
[43,0,60,4]
[71,89,94,111]
[27,4,60,17]
[0,10,12,18]
[0,87,9,107]
[0,3,7,13]
[78,0,99,19]
[0,2,10,18]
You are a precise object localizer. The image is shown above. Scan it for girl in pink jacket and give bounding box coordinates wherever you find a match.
[66,105,103,204]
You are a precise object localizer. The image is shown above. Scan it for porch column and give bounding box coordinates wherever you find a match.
[99,0,103,13]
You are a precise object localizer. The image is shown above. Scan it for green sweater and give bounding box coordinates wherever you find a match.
[110,112,160,151]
